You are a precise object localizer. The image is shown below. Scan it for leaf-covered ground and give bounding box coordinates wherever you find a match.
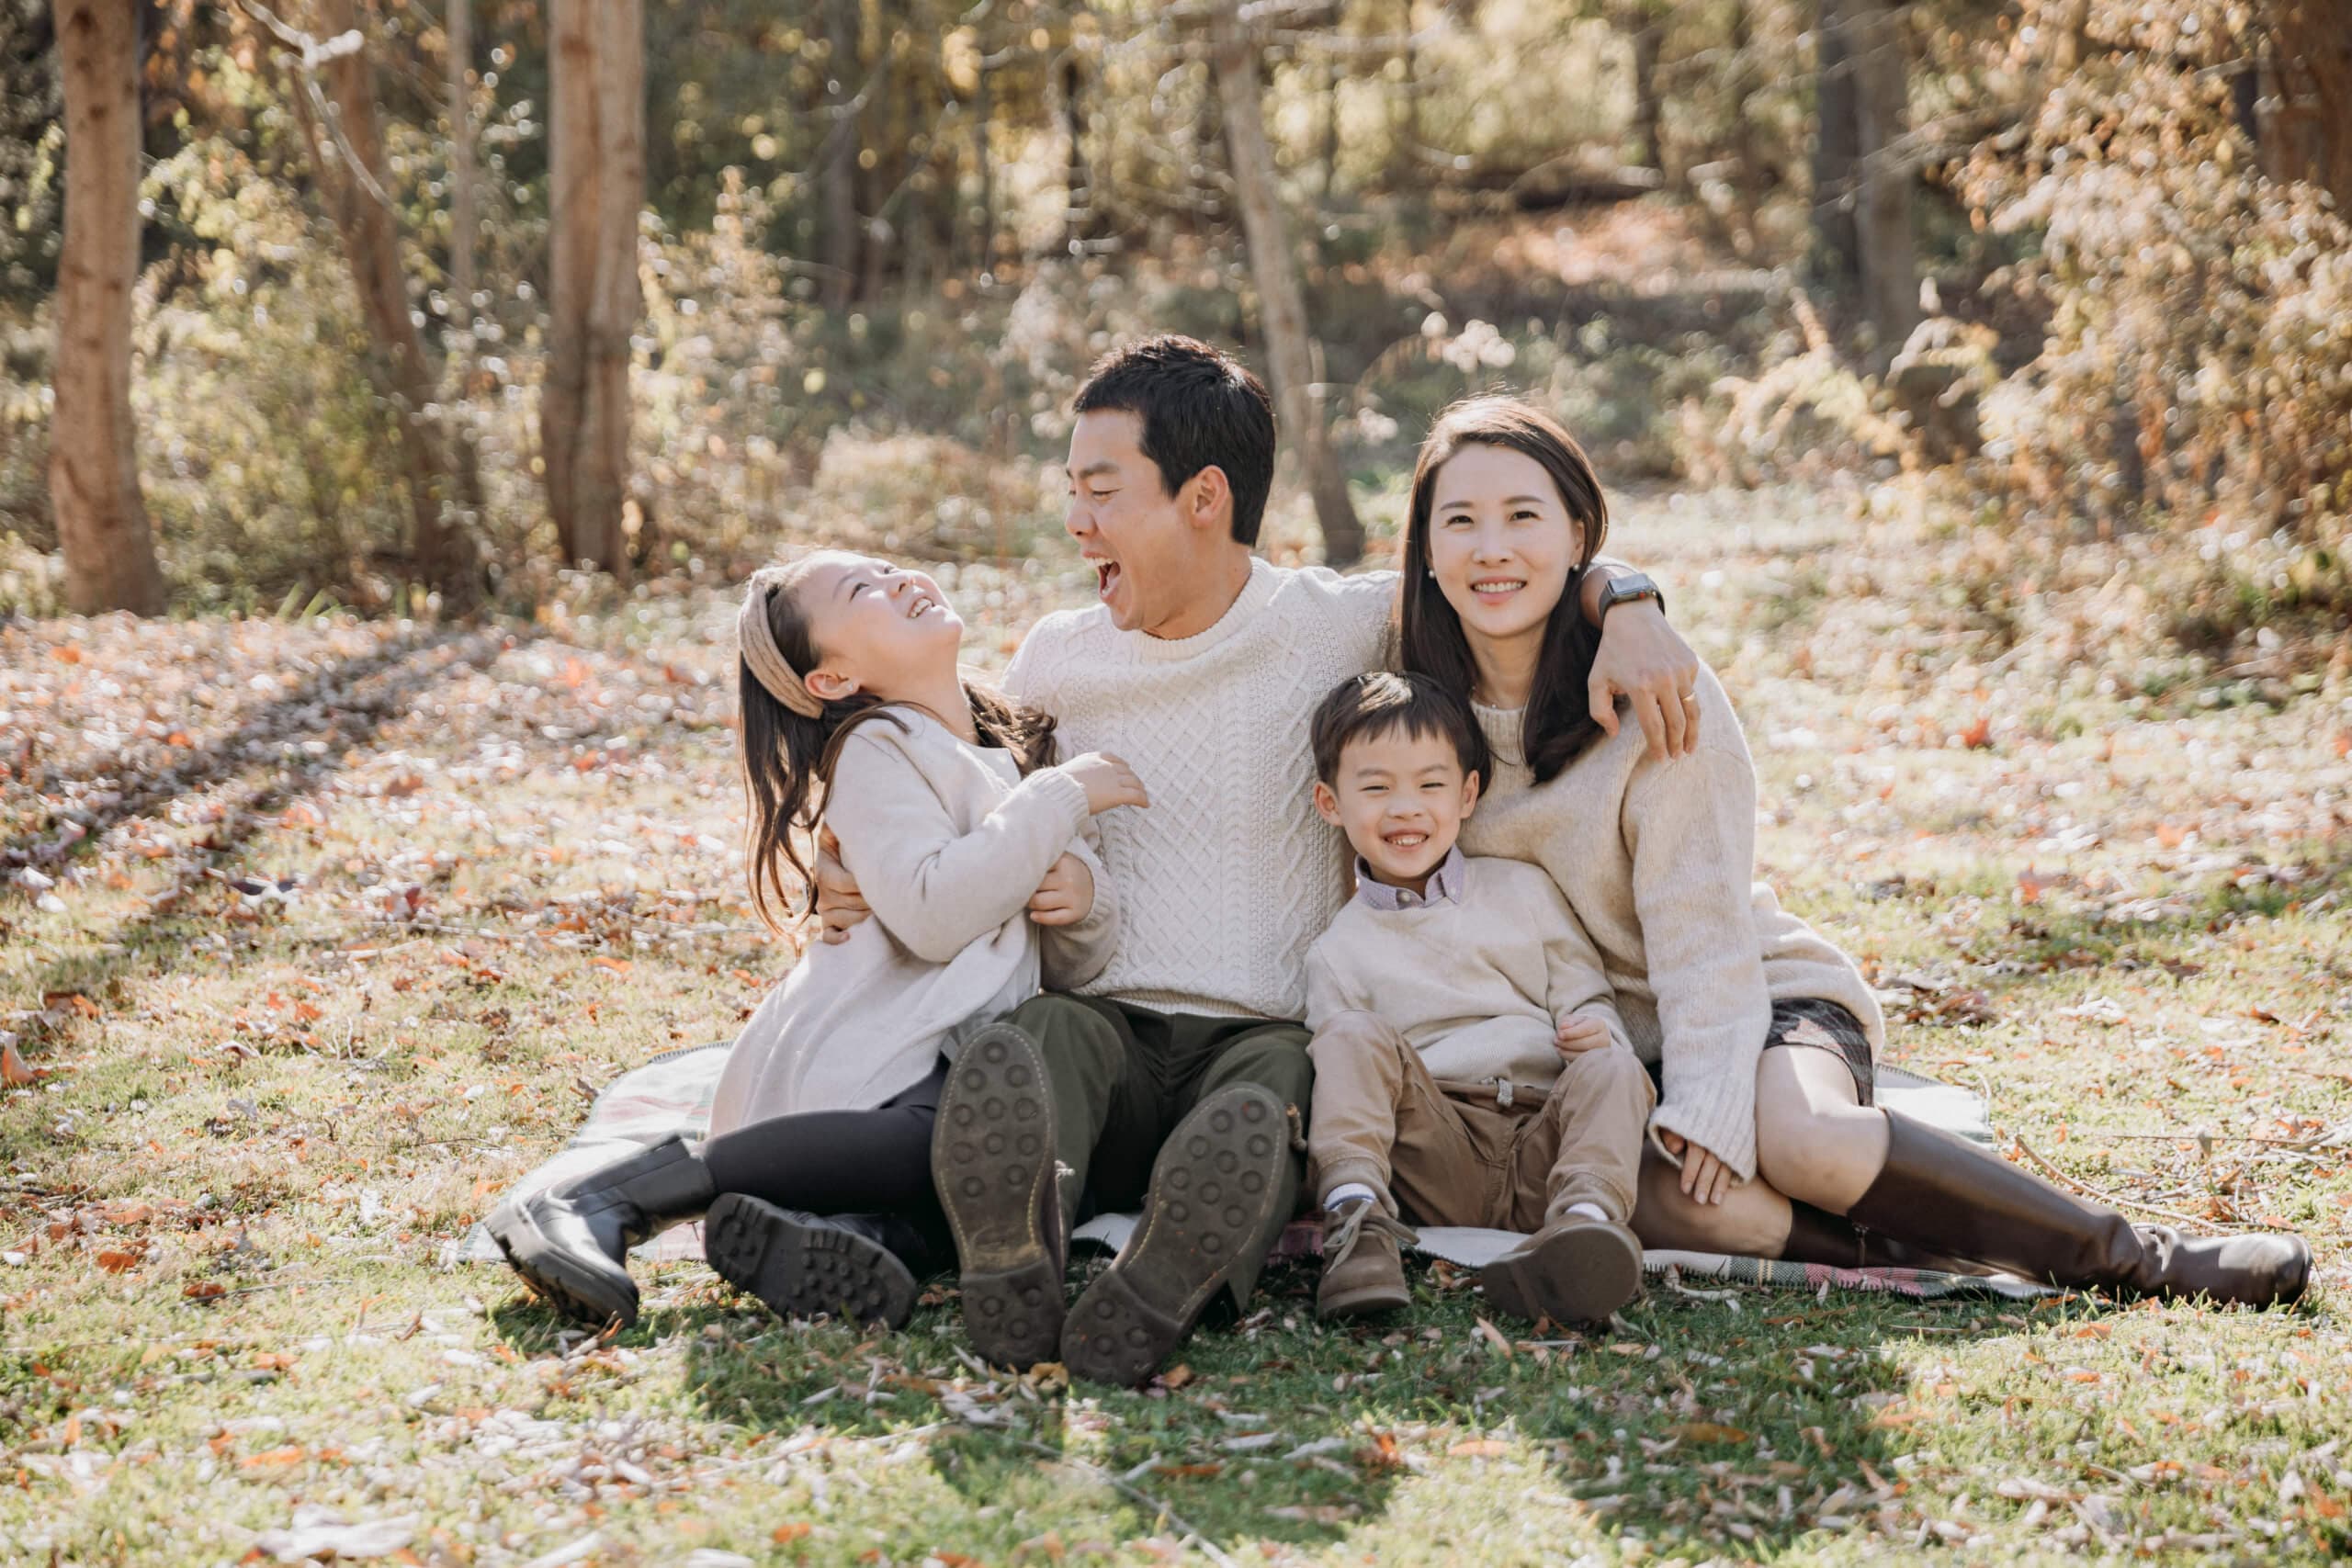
[4,482,2348,1565]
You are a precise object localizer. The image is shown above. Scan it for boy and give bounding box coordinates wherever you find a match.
[1303,671,1655,1325]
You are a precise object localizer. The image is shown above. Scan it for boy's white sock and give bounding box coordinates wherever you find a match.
[1324,1183,1378,1212]
[1564,1201,1610,1224]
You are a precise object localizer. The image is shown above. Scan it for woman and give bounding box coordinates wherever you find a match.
[1393,396,2308,1304]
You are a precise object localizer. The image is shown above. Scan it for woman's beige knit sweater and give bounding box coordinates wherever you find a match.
[1457,666,1884,1181]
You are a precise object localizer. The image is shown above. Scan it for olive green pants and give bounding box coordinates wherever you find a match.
[1006,992,1313,1306]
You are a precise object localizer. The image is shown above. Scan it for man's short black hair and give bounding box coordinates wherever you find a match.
[1072,335,1277,547]
[1310,671,1492,788]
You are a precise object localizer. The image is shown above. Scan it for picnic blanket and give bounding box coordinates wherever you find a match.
[455,1042,2051,1301]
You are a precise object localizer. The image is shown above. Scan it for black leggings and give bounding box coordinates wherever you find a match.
[700,1058,950,1265]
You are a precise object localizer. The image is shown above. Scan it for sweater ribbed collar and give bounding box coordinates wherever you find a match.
[1131,556,1282,664]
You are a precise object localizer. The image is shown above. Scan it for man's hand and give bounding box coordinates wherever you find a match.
[1585,600,1702,761]
[1555,1014,1612,1056]
[811,824,871,945]
[1027,852,1095,928]
[1657,1128,1735,1206]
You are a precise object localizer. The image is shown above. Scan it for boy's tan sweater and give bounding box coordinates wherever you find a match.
[1458,666,1886,1182]
[1304,855,1629,1095]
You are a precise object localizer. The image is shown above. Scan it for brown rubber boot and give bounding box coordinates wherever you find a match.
[933,1023,1068,1369]
[1781,1200,1996,1277]
[1480,1213,1645,1325]
[1061,1084,1290,1387]
[1848,1112,2312,1307]
[1316,1199,1417,1320]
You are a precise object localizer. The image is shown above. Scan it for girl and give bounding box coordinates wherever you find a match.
[488,550,1146,1330]
[1393,395,2309,1306]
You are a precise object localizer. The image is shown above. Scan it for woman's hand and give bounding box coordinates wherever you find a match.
[1060,751,1150,816]
[1657,1128,1736,1206]
[1585,600,1702,761]
[1027,852,1095,928]
[1555,1014,1612,1055]
[812,824,871,945]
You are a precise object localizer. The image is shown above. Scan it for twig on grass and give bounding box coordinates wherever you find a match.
[2010,1137,2243,1229]
[994,1436,1238,1568]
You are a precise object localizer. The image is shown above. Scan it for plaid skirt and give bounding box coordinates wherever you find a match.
[1641,998,1877,1106]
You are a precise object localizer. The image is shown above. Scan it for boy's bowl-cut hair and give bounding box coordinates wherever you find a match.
[1072,334,1277,547]
[1310,671,1493,789]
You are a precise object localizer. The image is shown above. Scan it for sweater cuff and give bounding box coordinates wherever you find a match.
[1648,1077,1758,1186]
[1023,765,1093,843]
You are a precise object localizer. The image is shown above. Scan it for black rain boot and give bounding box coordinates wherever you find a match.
[705,1198,921,1329]
[487,1135,714,1327]
[1847,1112,2312,1307]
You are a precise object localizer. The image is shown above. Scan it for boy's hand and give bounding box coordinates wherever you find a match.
[1555,1015,1612,1055]
[1657,1129,1736,1206]
[1027,852,1095,928]
[812,824,871,944]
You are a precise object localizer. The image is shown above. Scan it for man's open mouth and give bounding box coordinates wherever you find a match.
[1095,560,1122,603]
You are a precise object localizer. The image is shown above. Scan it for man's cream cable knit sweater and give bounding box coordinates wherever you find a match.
[1458,667,1886,1182]
[1004,558,1395,1021]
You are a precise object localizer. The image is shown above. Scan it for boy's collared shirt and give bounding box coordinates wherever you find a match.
[1352,845,1466,912]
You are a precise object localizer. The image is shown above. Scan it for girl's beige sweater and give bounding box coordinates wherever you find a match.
[708,707,1118,1131]
[1457,666,1885,1181]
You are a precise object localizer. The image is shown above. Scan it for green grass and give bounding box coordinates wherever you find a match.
[4,487,2348,1564]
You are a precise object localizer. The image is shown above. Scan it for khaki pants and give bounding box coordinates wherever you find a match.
[1306,1010,1654,1230]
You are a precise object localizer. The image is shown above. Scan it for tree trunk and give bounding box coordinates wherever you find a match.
[447,0,476,334]
[819,0,859,307]
[1059,50,1092,253]
[51,0,165,616]
[1847,0,1917,361]
[2264,0,2352,210]
[1212,5,1363,566]
[1622,4,1664,174]
[545,0,643,576]
[300,0,480,604]
[1810,0,1861,299]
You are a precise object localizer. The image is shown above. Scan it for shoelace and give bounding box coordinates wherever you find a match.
[1325,1201,1419,1268]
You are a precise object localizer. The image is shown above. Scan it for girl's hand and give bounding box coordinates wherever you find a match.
[1028,852,1095,928]
[1555,1015,1612,1055]
[1657,1128,1736,1206]
[1060,751,1150,815]
[813,824,871,945]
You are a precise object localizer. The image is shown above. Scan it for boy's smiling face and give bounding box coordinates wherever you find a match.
[1314,727,1482,897]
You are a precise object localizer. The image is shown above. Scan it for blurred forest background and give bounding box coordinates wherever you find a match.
[0,0,2346,651]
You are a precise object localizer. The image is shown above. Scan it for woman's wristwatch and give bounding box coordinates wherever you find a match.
[1596,570,1668,620]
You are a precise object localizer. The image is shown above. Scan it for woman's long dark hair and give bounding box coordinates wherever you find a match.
[741,561,1058,933]
[1396,397,1611,784]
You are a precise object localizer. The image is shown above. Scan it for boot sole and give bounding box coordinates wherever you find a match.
[1481,1224,1643,1325]
[705,1193,918,1329]
[486,1195,638,1328]
[1063,1085,1288,1387]
[933,1024,1064,1368]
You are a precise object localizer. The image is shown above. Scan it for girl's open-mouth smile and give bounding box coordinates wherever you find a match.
[1469,578,1527,604]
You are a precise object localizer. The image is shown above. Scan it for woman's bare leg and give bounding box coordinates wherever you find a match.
[1752,1048,1889,1214]
[1630,1144,1793,1256]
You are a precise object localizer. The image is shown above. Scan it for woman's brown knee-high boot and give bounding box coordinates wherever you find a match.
[1845,1112,2310,1307]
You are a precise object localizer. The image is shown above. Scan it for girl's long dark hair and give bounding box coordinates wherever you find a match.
[1396,397,1611,784]
[740,562,1058,933]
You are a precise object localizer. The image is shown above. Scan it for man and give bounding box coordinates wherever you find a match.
[820,336,1699,1384]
